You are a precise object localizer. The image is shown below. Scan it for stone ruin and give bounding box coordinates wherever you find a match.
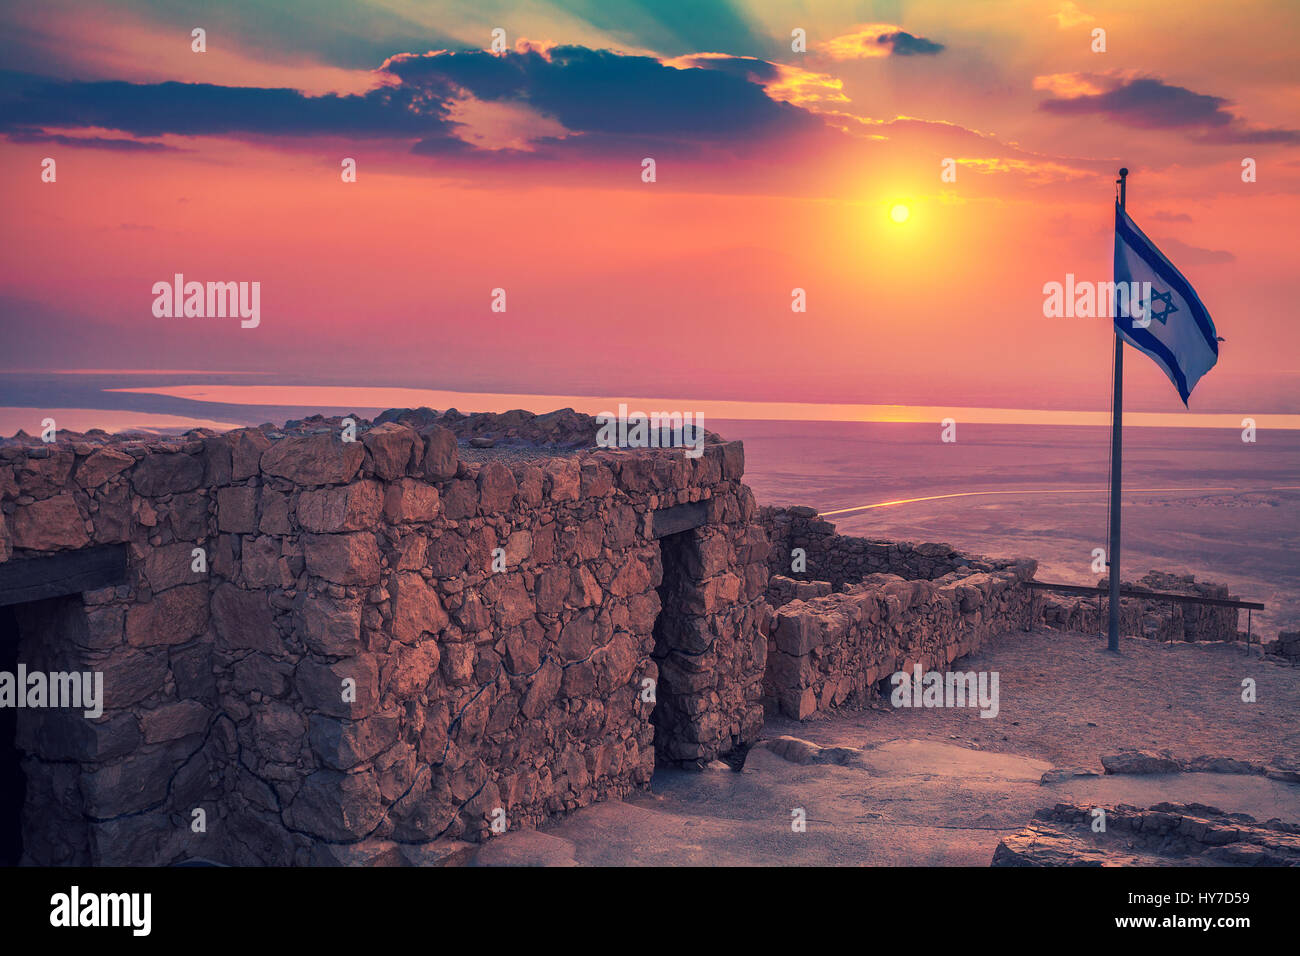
[760,505,1243,644]
[1270,631,1300,662]
[1039,570,1242,643]
[993,802,1300,866]
[757,506,1038,719]
[0,408,769,865]
[0,408,1260,865]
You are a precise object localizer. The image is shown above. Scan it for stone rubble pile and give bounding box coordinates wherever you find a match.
[372,406,724,450]
[993,802,1300,866]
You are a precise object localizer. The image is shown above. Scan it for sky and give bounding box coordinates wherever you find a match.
[1,0,1297,416]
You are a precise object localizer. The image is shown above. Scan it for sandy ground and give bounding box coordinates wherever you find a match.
[469,629,1300,866]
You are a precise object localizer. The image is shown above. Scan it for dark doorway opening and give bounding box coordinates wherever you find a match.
[651,529,695,765]
[0,604,25,866]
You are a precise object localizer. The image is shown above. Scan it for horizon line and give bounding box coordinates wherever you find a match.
[104,385,1300,431]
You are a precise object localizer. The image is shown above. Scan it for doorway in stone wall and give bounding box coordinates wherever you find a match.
[650,528,696,766]
[0,605,24,866]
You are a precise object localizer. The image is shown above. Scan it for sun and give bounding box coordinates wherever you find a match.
[890,203,910,224]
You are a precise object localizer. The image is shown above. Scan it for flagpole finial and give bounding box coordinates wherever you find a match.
[1118,167,1128,178]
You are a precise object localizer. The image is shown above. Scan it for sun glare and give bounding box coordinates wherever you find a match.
[890,204,910,224]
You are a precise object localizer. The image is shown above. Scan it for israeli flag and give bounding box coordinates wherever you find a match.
[1114,203,1220,405]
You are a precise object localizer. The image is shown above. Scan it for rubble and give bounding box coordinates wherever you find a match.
[993,802,1300,866]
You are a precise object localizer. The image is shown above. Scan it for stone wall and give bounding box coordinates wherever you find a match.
[0,409,767,864]
[758,506,1011,598]
[1038,571,1240,642]
[1269,631,1300,661]
[765,575,832,607]
[761,507,1242,646]
[766,561,1038,720]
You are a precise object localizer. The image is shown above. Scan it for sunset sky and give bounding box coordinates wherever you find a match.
[1,0,1297,416]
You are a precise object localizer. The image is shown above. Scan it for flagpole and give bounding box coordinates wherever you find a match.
[1106,167,1128,654]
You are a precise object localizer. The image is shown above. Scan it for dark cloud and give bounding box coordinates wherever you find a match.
[2,126,180,151]
[0,70,450,140]
[1194,125,1300,145]
[1041,77,1230,128]
[819,26,945,60]
[385,46,820,143]
[664,55,781,85]
[1039,76,1300,144]
[883,31,945,56]
[0,45,824,159]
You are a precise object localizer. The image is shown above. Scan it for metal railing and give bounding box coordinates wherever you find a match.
[1026,580,1265,652]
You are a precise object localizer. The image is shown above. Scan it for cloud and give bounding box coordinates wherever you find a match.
[1050,2,1095,28]
[1,126,179,151]
[664,53,848,107]
[0,70,448,140]
[1157,237,1235,265]
[1040,75,1230,128]
[818,25,945,60]
[0,41,1100,193]
[1032,72,1111,99]
[952,156,1094,184]
[441,94,570,152]
[1194,125,1300,146]
[0,44,828,162]
[1037,73,1300,144]
[662,53,780,84]
[888,32,946,56]
[384,45,823,144]
[802,108,1106,185]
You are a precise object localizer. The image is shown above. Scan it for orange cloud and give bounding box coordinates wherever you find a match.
[955,156,1094,184]
[662,52,848,108]
[1033,72,1111,98]
[817,24,945,60]
[1050,2,1095,28]
[762,65,849,107]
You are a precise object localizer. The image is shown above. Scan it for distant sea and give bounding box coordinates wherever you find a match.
[3,371,1296,635]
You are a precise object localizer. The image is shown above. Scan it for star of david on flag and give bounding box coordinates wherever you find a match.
[1114,203,1220,404]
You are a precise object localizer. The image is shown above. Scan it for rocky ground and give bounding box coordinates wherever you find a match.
[993,803,1300,866]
